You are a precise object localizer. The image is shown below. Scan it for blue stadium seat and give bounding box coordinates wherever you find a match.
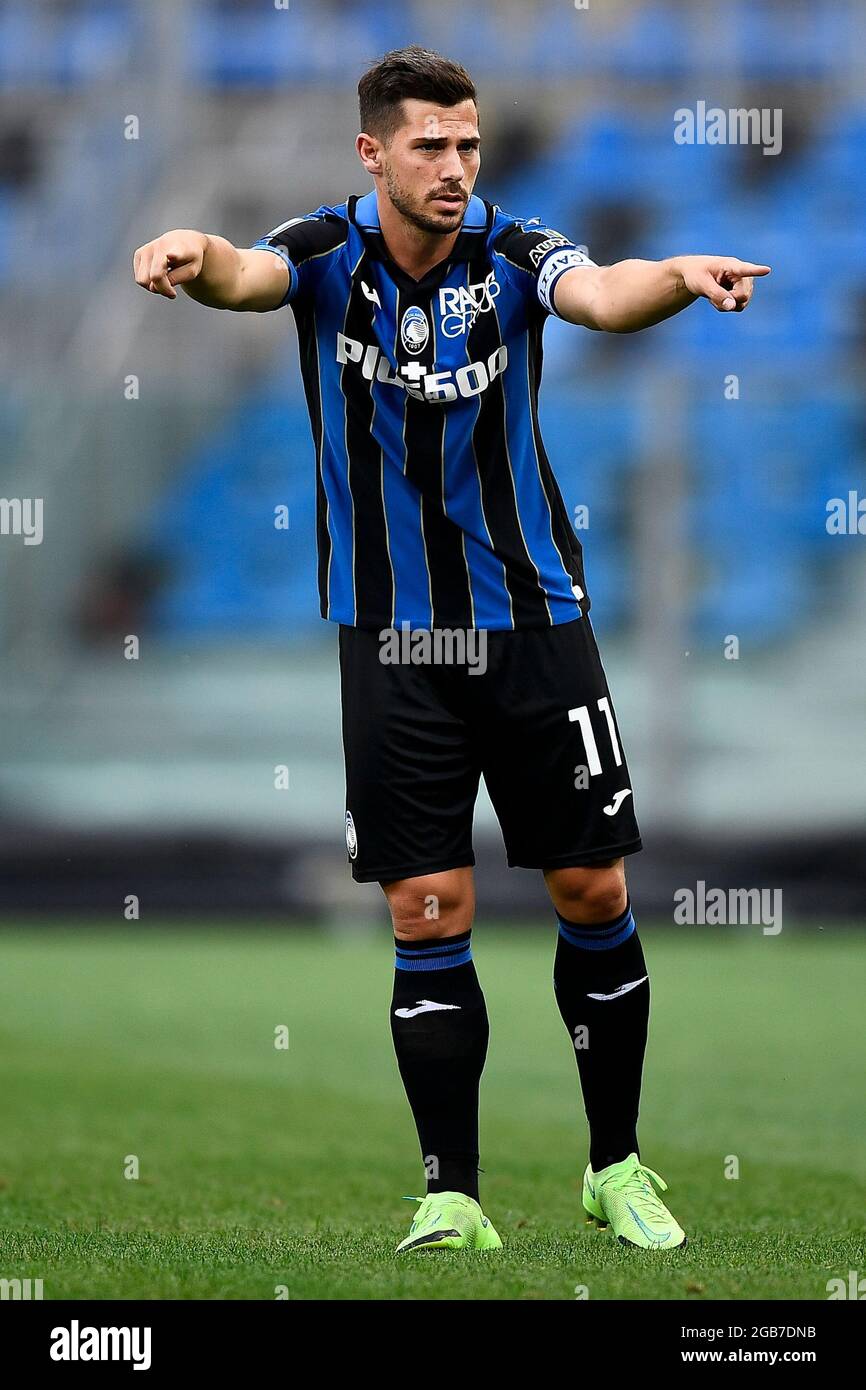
[146,395,320,638]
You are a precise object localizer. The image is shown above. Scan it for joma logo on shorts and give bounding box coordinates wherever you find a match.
[336,333,508,403]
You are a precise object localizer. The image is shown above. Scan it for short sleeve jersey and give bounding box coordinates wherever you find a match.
[254,191,596,630]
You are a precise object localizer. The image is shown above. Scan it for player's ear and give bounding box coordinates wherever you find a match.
[356,132,381,174]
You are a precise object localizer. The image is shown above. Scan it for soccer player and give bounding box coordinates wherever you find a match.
[134,47,769,1254]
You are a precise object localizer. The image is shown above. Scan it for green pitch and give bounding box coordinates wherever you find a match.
[0,921,863,1300]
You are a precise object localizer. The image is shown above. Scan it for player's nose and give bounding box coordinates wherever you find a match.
[438,149,465,182]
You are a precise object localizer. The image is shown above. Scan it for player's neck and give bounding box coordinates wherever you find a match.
[376,196,462,283]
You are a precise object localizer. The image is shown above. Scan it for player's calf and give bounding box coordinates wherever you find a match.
[546,860,650,1175]
[383,867,488,1205]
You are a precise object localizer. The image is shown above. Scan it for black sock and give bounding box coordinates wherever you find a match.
[390,930,488,1202]
[553,899,650,1172]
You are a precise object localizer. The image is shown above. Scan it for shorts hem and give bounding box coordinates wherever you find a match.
[350,852,477,885]
[508,837,643,871]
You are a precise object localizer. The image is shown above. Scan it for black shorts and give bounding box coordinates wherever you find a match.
[338,616,642,884]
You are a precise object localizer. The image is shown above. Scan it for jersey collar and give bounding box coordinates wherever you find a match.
[350,190,490,269]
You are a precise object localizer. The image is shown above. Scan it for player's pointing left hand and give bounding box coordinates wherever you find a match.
[552,253,771,332]
[677,255,771,312]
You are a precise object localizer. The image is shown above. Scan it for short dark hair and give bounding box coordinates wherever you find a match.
[358,46,477,144]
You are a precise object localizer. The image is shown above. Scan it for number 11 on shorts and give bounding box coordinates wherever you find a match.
[568,697,623,775]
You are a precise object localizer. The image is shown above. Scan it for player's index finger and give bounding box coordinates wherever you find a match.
[734,263,771,276]
[149,252,171,284]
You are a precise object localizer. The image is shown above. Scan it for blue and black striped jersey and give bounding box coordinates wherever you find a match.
[254,191,596,630]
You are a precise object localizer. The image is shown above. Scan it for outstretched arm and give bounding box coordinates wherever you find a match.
[553,255,771,332]
[132,230,289,311]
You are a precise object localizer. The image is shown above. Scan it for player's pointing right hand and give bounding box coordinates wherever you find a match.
[132,229,289,311]
[133,230,208,299]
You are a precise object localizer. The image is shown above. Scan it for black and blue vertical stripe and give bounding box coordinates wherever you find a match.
[256,191,588,631]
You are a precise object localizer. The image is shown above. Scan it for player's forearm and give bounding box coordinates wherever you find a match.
[576,258,697,333]
[134,228,289,309]
[180,234,247,309]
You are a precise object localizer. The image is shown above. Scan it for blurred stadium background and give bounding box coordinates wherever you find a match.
[1,0,865,924]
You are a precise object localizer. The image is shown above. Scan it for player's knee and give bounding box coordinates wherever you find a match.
[545,861,627,923]
[383,870,475,941]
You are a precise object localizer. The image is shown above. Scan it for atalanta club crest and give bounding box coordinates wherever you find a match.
[345,810,358,859]
[401,305,429,354]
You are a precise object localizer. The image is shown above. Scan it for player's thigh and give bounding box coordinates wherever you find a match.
[339,625,481,884]
[476,617,642,870]
[382,866,476,941]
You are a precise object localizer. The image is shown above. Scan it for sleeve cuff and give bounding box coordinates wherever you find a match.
[252,241,297,307]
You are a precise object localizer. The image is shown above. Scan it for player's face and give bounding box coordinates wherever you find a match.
[380,98,481,235]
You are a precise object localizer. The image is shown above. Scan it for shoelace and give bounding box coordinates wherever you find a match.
[400,1192,474,1227]
[610,1163,671,1220]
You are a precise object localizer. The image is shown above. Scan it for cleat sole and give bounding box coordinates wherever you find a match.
[397,1227,462,1252]
[617,1233,688,1251]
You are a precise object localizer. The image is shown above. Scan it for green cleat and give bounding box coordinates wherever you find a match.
[396,1191,503,1253]
[582,1152,687,1250]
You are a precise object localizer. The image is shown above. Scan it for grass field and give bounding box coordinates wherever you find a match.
[0,922,863,1300]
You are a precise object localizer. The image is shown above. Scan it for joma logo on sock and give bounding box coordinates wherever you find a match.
[673,881,782,935]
